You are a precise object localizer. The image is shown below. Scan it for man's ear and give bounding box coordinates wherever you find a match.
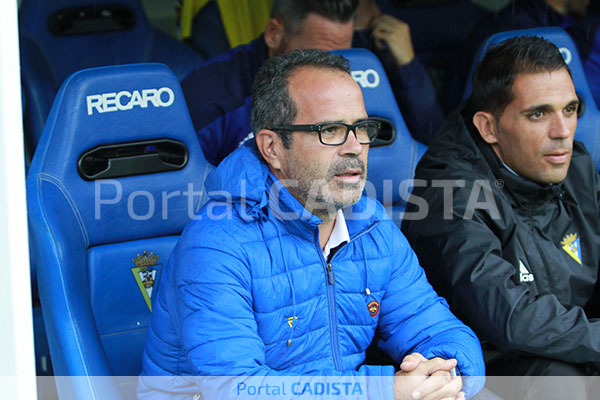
[473,111,499,145]
[264,18,285,52]
[256,129,283,171]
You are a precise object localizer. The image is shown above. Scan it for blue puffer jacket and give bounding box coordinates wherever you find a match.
[139,142,485,398]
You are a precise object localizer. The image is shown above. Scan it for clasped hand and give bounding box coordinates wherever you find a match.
[393,352,464,400]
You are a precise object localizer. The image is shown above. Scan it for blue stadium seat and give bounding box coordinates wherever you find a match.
[26,63,212,399]
[462,27,600,169]
[332,48,427,223]
[19,0,204,163]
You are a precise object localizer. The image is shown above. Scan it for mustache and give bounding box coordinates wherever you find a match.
[327,157,366,179]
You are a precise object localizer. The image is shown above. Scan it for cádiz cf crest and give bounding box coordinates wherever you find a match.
[131,250,161,311]
[561,233,582,265]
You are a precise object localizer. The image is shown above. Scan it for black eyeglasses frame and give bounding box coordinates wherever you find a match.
[268,120,382,146]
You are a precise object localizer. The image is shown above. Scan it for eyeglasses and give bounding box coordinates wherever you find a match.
[269,120,382,146]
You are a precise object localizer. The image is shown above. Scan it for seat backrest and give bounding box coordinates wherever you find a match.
[19,0,203,161]
[333,49,427,221]
[462,27,600,169]
[27,63,212,399]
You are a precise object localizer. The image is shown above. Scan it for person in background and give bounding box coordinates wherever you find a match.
[176,0,273,58]
[181,0,443,166]
[353,0,445,144]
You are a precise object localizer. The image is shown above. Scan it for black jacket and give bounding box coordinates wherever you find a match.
[401,109,600,367]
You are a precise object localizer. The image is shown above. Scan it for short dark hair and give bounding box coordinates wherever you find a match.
[251,49,350,148]
[271,0,358,36]
[467,35,571,118]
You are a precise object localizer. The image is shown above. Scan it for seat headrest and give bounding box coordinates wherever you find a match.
[464,27,596,107]
[332,49,426,206]
[19,0,148,31]
[29,63,211,246]
[19,0,151,84]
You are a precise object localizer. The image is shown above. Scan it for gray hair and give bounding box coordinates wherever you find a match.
[251,49,351,148]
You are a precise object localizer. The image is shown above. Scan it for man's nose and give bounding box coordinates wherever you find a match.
[549,113,574,139]
[340,129,365,155]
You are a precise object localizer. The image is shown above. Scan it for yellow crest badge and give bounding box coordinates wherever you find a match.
[561,233,582,265]
[131,251,161,311]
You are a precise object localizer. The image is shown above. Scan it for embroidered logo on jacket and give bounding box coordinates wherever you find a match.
[131,250,160,312]
[561,233,582,265]
[367,300,380,318]
[287,316,298,328]
[519,260,534,282]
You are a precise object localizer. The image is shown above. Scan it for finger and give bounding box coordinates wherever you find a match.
[415,376,462,400]
[372,14,402,26]
[400,352,426,372]
[411,370,453,399]
[371,28,389,41]
[373,15,408,31]
[422,358,457,375]
[371,30,393,47]
[371,20,399,35]
[372,36,385,50]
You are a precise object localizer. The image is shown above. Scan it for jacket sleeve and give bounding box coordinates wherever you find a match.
[375,225,485,398]
[402,179,600,367]
[169,236,395,399]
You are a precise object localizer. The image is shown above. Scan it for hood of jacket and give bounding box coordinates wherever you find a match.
[203,140,380,237]
[204,140,271,216]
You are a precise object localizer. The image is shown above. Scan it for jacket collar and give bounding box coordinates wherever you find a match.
[206,140,379,240]
[430,107,564,207]
[475,134,565,206]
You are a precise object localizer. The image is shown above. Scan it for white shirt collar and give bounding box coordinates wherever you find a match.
[323,209,350,259]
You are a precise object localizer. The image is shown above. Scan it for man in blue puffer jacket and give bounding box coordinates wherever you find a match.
[139,49,485,399]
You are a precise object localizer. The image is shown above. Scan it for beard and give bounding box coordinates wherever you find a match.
[287,155,367,220]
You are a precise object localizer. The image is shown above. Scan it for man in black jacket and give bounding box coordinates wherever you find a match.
[402,36,600,398]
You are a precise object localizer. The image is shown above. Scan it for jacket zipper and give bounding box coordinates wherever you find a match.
[532,225,556,294]
[316,220,379,371]
[524,211,555,294]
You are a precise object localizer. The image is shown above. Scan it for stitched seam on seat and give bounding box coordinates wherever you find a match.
[39,172,89,247]
[99,326,148,338]
[35,174,94,385]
